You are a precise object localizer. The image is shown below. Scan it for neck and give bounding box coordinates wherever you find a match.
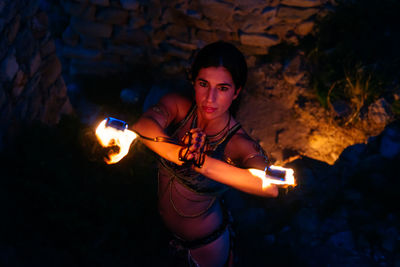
[196,111,231,136]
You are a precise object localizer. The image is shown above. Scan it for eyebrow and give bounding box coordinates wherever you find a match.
[197,78,232,87]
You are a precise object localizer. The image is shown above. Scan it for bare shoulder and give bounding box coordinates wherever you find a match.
[157,93,193,123]
[224,120,261,164]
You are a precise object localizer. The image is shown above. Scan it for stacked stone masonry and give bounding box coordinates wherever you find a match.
[0,0,71,148]
[46,0,335,77]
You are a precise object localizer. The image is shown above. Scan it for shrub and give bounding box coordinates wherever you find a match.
[306,0,400,122]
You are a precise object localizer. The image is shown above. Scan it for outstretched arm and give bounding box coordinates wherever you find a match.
[195,133,279,198]
[131,93,190,165]
[196,157,278,197]
[132,95,278,198]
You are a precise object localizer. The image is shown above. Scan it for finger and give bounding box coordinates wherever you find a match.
[185,153,194,161]
[190,129,205,138]
[189,143,202,152]
[182,134,189,145]
[182,131,193,145]
[189,128,203,134]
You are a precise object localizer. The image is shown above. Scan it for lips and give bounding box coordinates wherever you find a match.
[202,106,217,113]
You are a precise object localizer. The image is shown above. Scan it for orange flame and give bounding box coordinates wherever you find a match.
[95,119,137,164]
[249,165,296,189]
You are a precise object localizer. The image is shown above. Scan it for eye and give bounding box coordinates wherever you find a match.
[199,81,208,87]
[218,86,229,92]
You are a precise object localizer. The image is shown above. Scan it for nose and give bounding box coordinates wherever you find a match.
[206,86,216,103]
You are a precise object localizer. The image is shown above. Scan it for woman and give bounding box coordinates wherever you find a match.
[132,41,278,266]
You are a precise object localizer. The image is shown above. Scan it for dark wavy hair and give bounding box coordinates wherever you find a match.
[189,41,248,115]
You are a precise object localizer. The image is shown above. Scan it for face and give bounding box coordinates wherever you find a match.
[194,66,241,121]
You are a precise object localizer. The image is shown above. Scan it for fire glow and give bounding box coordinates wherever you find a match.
[95,117,296,189]
[249,166,296,189]
[95,119,137,164]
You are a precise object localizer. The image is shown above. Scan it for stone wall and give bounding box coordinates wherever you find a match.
[0,0,72,149]
[44,0,335,77]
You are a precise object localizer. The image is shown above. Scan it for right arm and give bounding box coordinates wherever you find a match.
[131,93,191,165]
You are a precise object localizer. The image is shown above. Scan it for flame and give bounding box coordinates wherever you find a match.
[95,119,137,164]
[249,165,296,189]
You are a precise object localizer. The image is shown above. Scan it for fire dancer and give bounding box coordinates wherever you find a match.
[131,41,279,266]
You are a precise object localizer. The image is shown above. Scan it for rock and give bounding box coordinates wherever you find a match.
[70,17,113,38]
[1,52,19,81]
[234,7,277,34]
[113,26,149,45]
[81,5,97,20]
[69,58,125,76]
[90,0,110,6]
[320,213,349,235]
[40,54,62,90]
[195,30,219,45]
[185,9,202,20]
[120,88,141,104]
[31,11,48,40]
[0,1,5,13]
[161,42,192,60]
[1,0,17,24]
[295,20,315,36]
[81,35,103,50]
[379,124,400,159]
[0,17,5,43]
[236,207,267,230]
[29,52,41,77]
[283,55,305,85]
[281,0,322,8]
[162,8,211,31]
[367,98,392,125]
[12,70,27,98]
[0,84,5,107]
[201,0,234,22]
[263,234,276,245]
[120,0,140,11]
[96,7,129,25]
[60,0,88,17]
[20,0,41,19]
[40,39,56,59]
[66,83,81,107]
[166,39,197,51]
[327,231,355,250]
[331,100,351,118]
[292,208,319,233]
[164,24,190,43]
[62,45,102,60]
[240,33,280,47]
[381,227,398,252]
[128,14,146,29]
[23,72,41,96]
[277,6,319,23]
[62,26,80,47]
[7,14,20,44]
[267,23,295,40]
[336,143,366,165]
[105,43,143,56]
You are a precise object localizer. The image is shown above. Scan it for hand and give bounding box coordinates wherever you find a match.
[95,119,137,164]
[80,127,120,163]
[179,128,208,167]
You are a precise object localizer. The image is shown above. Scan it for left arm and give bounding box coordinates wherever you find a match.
[194,132,278,198]
[194,157,278,197]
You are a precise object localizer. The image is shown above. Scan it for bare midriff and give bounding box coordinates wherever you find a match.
[157,167,224,241]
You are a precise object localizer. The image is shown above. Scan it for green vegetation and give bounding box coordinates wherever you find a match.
[305,0,400,122]
[391,100,400,116]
